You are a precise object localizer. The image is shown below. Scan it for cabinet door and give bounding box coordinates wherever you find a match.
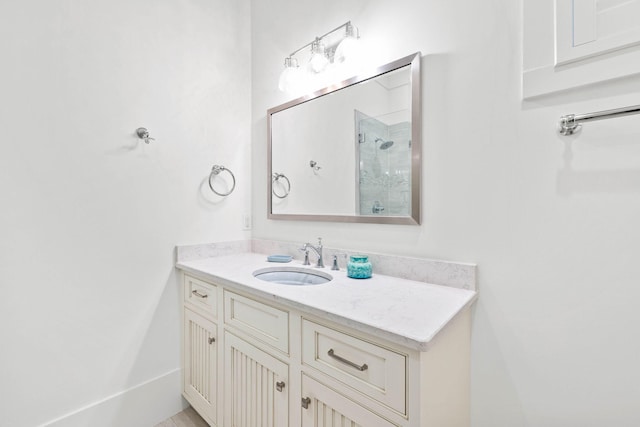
[183,308,217,425]
[224,332,289,427]
[301,375,398,427]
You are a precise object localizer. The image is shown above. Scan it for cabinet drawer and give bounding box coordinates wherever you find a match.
[224,290,289,354]
[302,319,407,414]
[184,275,218,318]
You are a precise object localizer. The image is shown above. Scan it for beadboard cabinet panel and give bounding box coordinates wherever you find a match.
[183,308,217,425]
[224,332,289,427]
[301,374,399,427]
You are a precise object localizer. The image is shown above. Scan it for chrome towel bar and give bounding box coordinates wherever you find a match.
[558,104,640,135]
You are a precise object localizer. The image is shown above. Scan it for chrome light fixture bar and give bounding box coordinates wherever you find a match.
[278,21,360,93]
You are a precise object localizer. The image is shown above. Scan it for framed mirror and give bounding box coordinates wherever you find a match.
[268,52,421,224]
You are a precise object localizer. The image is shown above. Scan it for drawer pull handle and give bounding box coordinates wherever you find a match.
[208,337,216,344]
[191,290,208,299]
[301,397,311,409]
[327,349,368,372]
[276,381,285,392]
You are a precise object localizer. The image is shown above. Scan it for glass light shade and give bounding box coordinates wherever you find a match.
[335,36,359,64]
[309,52,329,73]
[278,63,304,93]
[278,67,293,91]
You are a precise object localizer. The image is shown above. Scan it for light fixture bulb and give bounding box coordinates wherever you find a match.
[308,39,329,73]
[309,53,329,73]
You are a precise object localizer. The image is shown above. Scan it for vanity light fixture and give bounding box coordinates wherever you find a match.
[278,21,360,94]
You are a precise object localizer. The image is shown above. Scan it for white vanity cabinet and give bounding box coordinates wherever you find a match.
[181,272,472,427]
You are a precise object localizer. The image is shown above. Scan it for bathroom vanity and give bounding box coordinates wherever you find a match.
[175,244,477,427]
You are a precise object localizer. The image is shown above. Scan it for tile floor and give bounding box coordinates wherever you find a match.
[154,406,209,427]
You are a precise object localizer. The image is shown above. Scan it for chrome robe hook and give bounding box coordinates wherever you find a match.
[136,127,155,144]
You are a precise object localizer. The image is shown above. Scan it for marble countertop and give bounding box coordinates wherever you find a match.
[176,252,477,352]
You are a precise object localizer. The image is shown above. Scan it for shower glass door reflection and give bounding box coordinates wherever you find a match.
[355,110,411,216]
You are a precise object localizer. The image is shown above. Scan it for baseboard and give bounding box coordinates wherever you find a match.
[42,369,186,427]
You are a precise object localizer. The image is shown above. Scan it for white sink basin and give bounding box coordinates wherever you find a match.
[253,267,332,286]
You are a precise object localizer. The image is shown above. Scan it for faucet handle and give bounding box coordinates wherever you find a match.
[298,245,311,265]
[331,253,347,271]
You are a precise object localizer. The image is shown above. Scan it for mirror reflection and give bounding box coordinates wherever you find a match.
[268,52,421,224]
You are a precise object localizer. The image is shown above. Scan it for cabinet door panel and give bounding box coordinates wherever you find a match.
[301,375,398,427]
[183,308,217,424]
[224,332,289,427]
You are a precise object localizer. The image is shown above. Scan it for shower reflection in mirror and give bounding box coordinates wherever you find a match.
[356,110,411,216]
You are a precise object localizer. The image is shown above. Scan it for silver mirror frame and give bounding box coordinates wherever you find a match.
[267,52,421,225]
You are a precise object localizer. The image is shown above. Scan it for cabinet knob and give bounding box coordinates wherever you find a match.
[301,397,311,409]
[276,381,285,392]
[208,337,216,344]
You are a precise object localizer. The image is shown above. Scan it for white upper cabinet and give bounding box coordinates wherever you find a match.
[523,0,640,98]
[556,0,640,65]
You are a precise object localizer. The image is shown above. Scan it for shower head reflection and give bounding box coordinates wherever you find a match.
[375,137,394,150]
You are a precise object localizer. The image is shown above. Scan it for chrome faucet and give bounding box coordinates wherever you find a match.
[301,238,324,268]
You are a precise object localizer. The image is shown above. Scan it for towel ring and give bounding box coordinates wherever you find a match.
[209,165,236,196]
[272,173,291,199]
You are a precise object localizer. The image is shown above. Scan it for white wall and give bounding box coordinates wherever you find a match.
[0,1,251,426]
[251,1,640,426]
